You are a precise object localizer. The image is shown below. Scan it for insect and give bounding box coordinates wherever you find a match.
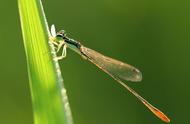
[50,25,170,123]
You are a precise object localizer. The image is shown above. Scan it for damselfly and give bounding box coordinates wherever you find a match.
[50,25,170,123]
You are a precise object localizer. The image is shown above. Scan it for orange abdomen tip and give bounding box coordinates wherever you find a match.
[143,101,170,123]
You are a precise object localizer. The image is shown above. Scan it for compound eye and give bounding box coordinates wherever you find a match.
[57,30,66,37]
[60,30,65,34]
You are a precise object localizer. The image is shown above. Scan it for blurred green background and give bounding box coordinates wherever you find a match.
[0,0,189,123]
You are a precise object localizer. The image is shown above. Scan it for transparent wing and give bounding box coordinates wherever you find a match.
[81,46,170,123]
[81,46,142,82]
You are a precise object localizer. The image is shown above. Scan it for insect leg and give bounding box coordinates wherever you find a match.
[57,40,65,53]
[54,44,67,61]
[49,36,59,46]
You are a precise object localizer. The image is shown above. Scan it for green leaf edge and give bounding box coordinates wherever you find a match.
[18,0,73,124]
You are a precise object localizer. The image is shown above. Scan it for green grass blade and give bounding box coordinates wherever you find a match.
[18,0,73,124]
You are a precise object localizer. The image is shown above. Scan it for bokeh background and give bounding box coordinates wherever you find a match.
[0,0,190,124]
